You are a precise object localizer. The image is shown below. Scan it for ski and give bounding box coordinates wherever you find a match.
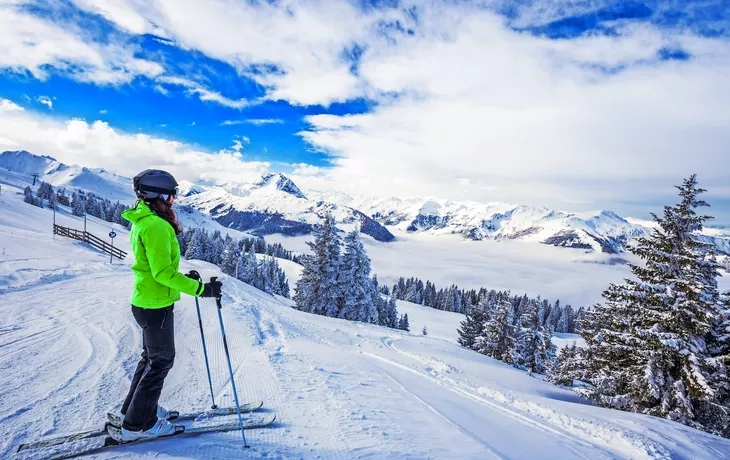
[106,400,264,428]
[17,400,264,453]
[48,413,276,460]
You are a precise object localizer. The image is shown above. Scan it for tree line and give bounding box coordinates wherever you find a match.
[178,227,291,298]
[294,215,407,331]
[391,276,583,333]
[457,290,558,374]
[24,182,132,228]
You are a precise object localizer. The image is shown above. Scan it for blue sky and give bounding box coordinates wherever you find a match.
[1,0,729,222]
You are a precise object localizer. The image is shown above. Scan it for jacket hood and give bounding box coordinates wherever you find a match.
[121,200,155,223]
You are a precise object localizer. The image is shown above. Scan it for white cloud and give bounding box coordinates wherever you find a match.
[292,163,326,177]
[0,2,163,85]
[0,98,270,185]
[70,0,387,106]
[221,118,284,126]
[156,76,251,109]
[99,109,108,114]
[37,96,53,109]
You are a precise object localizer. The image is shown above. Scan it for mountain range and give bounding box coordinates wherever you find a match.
[2,149,728,256]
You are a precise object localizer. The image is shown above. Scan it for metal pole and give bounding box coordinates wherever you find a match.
[188,270,217,409]
[212,277,249,448]
[110,237,114,264]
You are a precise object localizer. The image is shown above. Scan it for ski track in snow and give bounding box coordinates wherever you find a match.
[3,180,730,459]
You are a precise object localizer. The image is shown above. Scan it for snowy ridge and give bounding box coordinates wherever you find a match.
[0,150,135,202]
[314,192,730,255]
[3,180,730,459]
[182,173,395,242]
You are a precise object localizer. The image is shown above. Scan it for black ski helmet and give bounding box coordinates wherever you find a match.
[133,169,179,200]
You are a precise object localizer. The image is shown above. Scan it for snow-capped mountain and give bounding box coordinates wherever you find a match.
[0,150,135,202]
[5,150,728,256]
[0,150,394,243]
[310,193,730,255]
[181,173,395,242]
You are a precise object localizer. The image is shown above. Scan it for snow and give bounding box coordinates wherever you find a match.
[3,170,730,459]
[552,333,587,350]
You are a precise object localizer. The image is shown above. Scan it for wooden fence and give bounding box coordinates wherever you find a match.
[53,224,127,260]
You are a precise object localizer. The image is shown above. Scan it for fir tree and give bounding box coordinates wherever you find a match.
[398,313,410,332]
[547,342,584,386]
[293,214,342,317]
[580,175,728,434]
[385,295,399,328]
[457,299,488,350]
[338,230,377,323]
[23,186,35,205]
[518,298,556,374]
[184,228,207,260]
[474,297,518,365]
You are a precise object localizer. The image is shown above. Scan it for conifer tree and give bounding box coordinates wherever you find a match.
[398,313,410,332]
[23,186,35,205]
[547,342,584,386]
[385,295,399,328]
[518,298,556,374]
[457,298,488,350]
[581,175,728,434]
[338,230,377,323]
[474,297,518,365]
[294,214,342,317]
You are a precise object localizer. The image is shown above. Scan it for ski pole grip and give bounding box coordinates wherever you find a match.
[187,270,201,281]
[211,276,223,308]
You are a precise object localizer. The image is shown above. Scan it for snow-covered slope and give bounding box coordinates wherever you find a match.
[3,180,730,460]
[0,150,135,202]
[182,173,395,242]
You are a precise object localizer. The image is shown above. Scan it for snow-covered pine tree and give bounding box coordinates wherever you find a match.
[219,237,237,276]
[23,186,35,205]
[338,230,377,323]
[184,228,207,260]
[547,300,562,332]
[517,298,556,374]
[385,295,399,328]
[293,214,342,317]
[557,304,572,333]
[71,192,84,216]
[207,230,224,265]
[580,175,728,434]
[457,297,489,350]
[398,313,410,332]
[547,342,582,386]
[474,296,518,365]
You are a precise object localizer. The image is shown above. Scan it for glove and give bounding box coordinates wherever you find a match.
[185,270,201,281]
[200,279,222,298]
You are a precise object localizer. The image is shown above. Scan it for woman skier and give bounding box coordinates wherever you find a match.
[115,169,222,441]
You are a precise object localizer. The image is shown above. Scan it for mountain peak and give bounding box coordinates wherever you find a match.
[255,173,307,199]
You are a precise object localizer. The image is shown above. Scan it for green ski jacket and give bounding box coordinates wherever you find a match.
[122,201,203,308]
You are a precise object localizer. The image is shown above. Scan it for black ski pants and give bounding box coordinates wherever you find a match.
[121,304,175,431]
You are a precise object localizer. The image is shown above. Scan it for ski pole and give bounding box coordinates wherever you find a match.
[212,276,249,448]
[188,270,217,409]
